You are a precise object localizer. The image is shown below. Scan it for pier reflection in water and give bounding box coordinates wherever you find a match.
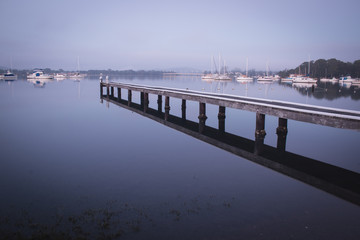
[101,93,360,207]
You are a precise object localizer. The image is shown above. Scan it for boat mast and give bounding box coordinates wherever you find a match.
[266,61,269,76]
[218,53,221,75]
[308,55,310,76]
[246,57,248,77]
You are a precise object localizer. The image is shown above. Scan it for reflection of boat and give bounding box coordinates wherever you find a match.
[3,70,17,80]
[352,79,360,86]
[27,78,53,87]
[320,77,338,82]
[27,69,54,79]
[292,82,317,88]
[257,80,273,84]
[293,76,317,83]
[339,81,351,88]
[54,73,67,80]
[236,76,253,82]
[339,76,355,83]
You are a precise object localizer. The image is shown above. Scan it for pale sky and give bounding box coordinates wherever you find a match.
[1,0,359,71]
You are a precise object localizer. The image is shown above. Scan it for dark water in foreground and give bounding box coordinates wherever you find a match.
[0,77,359,239]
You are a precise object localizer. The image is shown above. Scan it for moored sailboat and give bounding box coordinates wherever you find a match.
[236,57,253,82]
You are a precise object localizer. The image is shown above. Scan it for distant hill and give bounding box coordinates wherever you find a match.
[278,58,360,78]
[161,67,203,73]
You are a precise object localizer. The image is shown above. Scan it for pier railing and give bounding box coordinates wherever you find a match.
[100,82,360,206]
[100,81,360,134]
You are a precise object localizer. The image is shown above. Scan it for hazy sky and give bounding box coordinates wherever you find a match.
[1,0,359,71]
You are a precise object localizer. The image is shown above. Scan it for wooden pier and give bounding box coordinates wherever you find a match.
[100,81,360,135]
[100,82,360,206]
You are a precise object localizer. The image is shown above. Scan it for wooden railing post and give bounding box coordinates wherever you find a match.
[182,99,186,120]
[254,112,266,155]
[165,96,170,120]
[198,102,207,133]
[218,106,226,133]
[140,92,144,107]
[117,87,121,101]
[157,95,162,112]
[144,92,149,112]
[276,118,288,151]
[128,89,132,106]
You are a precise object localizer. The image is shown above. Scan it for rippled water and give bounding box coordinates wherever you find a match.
[0,77,359,239]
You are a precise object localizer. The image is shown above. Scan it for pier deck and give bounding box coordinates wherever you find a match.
[100,82,360,130]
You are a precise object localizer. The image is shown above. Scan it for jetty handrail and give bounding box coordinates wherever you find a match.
[101,81,360,130]
[111,82,360,117]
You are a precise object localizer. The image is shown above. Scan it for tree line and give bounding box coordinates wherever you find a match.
[278,58,360,78]
[0,68,170,78]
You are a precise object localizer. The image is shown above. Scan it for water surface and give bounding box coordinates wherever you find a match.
[0,77,359,239]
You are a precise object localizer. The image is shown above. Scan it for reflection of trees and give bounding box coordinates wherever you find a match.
[279,82,360,101]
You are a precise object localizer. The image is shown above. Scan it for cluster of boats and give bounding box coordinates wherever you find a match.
[202,72,360,87]
[26,69,86,80]
[0,69,86,82]
[320,76,360,86]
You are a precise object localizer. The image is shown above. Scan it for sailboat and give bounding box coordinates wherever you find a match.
[236,57,253,82]
[292,57,317,84]
[214,55,232,81]
[3,58,17,81]
[201,56,215,81]
[4,70,17,81]
[69,56,86,80]
[257,61,273,82]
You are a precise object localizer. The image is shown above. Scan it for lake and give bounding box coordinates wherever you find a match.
[1,76,360,239]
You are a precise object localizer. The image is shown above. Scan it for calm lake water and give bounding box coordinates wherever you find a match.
[1,76,360,239]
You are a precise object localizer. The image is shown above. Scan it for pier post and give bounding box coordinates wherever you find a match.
[254,112,266,155]
[100,83,103,97]
[140,92,144,107]
[255,112,266,137]
[218,106,226,133]
[128,89,132,106]
[276,118,288,151]
[165,96,170,120]
[198,102,208,133]
[117,88,121,101]
[111,86,114,97]
[157,95,162,112]
[144,92,149,112]
[106,85,110,97]
[182,99,186,120]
